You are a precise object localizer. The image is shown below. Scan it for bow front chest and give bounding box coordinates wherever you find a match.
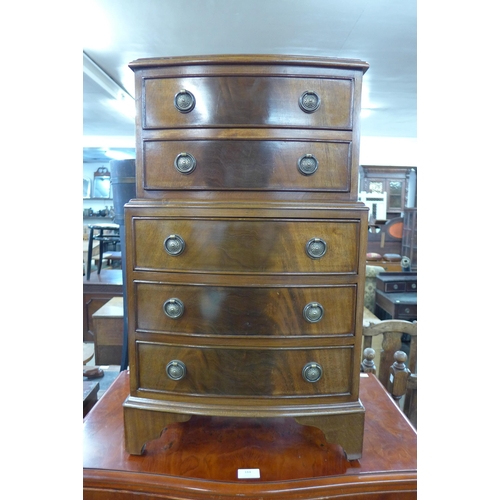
[123,55,369,460]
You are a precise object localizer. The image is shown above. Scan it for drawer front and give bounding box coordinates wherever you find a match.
[143,139,351,192]
[383,281,417,293]
[395,303,417,319]
[134,282,356,337]
[136,341,353,397]
[142,76,353,130]
[385,281,406,292]
[131,218,360,274]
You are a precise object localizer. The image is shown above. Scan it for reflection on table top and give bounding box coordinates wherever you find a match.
[83,370,416,499]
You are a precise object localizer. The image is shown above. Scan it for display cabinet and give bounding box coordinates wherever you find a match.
[402,207,417,270]
[359,166,416,218]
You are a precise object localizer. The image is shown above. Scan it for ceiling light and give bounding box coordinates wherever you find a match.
[107,97,136,119]
[83,52,133,103]
[104,149,134,160]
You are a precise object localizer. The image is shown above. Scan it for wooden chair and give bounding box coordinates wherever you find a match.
[86,223,120,279]
[361,319,417,428]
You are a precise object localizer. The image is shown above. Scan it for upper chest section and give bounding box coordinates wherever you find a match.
[129,55,368,201]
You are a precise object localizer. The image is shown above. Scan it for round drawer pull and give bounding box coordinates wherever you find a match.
[299,90,321,113]
[298,154,319,176]
[305,238,327,259]
[404,307,411,314]
[411,283,416,289]
[302,362,323,383]
[164,234,185,256]
[303,302,324,323]
[174,152,197,174]
[174,89,196,113]
[394,284,399,290]
[163,298,185,319]
[166,360,187,380]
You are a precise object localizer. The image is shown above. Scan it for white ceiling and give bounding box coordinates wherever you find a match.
[83,0,416,163]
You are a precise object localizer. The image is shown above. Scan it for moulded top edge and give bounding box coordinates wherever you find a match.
[129,54,369,73]
[125,198,369,212]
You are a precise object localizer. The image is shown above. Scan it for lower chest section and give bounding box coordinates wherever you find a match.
[126,202,367,403]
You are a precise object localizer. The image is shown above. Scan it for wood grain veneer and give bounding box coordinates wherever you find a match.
[123,55,369,459]
[84,371,417,499]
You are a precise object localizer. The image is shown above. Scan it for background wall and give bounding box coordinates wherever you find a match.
[360,137,417,167]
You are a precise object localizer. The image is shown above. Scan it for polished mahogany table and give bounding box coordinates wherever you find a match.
[83,371,416,499]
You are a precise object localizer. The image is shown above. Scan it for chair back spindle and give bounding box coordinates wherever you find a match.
[361,347,377,374]
[362,319,417,428]
[387,350,411,400]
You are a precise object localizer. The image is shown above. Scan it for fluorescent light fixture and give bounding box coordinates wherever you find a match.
[361,81,379,116]
[83,52,134,103]
[83,136,135,148]
[107,96,136,119]
[104,149,135,160]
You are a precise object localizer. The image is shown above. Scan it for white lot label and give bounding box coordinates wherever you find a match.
[237,469,260,479]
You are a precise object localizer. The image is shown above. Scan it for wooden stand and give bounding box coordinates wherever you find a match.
[123,404,192,456]
[123,397,365,460]
[295,410,365,460]
[83,371,417,499]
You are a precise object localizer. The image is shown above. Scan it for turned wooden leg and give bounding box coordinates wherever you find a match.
[123,405,192,455]
[295,411,365,460]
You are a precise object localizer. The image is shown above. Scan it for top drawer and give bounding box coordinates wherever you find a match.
[142,76,354,130]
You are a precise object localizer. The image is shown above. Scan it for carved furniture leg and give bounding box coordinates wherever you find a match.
[295,411,365,461]
[123,406,192,455]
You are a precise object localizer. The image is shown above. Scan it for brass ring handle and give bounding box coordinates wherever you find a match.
[303,302,324,323]
[163,298,184,319]
[174,152,197,174]
[297,154,318,176]
[299,90,321,113]
[302,362,323,383]
[164,234,185,256]
[166,360,187,380]
[305,238,327,259]
[174,89,196,113]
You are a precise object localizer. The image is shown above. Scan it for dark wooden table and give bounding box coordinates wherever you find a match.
[83,381,99,418]
[83,371,416,499]
[375,290,417,321]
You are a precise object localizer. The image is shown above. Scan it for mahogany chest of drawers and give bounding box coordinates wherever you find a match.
[123,55,369,460]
